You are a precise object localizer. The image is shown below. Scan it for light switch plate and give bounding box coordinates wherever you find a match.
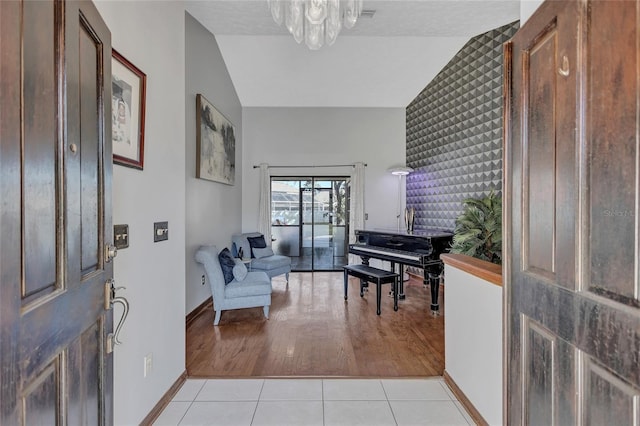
[114,224,129,249]
[154,221,168,242]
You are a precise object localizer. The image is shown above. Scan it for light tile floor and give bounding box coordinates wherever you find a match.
[153,378,475,426]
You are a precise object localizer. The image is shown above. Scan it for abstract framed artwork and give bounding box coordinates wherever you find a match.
[111,49,146,170]
[196,94,236,185]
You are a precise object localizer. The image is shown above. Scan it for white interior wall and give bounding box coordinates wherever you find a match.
[241,108,407,236]
[94,2,186,424]
[185,13,243,314]
[520,0,545,24]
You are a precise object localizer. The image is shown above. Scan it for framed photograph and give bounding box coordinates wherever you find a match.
[111,49,146,170]
[196,94,236,185]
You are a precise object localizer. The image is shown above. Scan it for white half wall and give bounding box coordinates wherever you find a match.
[185,13,243,314]
[241,107,407,235]
[445,265,503,426]
[94,1,186,424]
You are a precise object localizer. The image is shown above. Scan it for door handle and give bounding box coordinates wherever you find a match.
[105,279,130,352]
[111,296,129,345]
[105,244,118,263]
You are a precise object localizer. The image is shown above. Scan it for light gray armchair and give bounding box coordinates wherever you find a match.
[232,232,292,282]
[195,245,272,326]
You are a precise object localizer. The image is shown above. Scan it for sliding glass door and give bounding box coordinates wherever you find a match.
[271,177,349,271]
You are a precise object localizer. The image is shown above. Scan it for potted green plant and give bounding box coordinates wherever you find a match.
[450,191,502,265]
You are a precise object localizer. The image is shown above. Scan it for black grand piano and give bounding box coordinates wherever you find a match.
[349,228,453,313]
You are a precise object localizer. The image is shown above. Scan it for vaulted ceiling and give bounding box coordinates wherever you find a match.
[185,1,520,107]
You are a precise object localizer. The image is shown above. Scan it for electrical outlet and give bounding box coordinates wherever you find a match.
[144,353,153,378]
[201,275,206,285]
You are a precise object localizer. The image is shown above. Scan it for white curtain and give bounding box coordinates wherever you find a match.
[349,162,365,264]
[258,163,272,245]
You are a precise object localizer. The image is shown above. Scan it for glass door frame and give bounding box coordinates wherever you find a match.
[270,176,350,272]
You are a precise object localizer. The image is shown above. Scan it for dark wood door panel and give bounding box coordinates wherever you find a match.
[19,281,105,376]
[516,278,640,387]
[22,0,61,304]
[516,0,579,292]
[22,360,59,425]
[507,0,640,424]
[522,317,557,426]
[1,1,113,424]
[523,22,558,281]
[79,13,103,278]
[20,319,104,425]
[584,360,640,425]
[66,320,103,424]
[521,317,581,426]
[586,0,639,305]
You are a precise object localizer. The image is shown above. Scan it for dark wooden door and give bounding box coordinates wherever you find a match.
[1,0,114,424]
[505,0,640,424]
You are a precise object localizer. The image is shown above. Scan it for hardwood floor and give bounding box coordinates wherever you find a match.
[186,272,444,377]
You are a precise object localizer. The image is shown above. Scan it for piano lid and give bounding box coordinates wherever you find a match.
[355,228,453,238]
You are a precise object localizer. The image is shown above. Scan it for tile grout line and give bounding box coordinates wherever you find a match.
[174,379,207,425]
[249,379,265,426]
[452,400,474,426]
[438,379,474,426]
[438,379,457,401]
[175,400,194,426]
[322,379,325,426]
[381,378,400,426]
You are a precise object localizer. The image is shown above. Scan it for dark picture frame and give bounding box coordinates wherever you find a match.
[196,94,236,185]
[111,49,146,170]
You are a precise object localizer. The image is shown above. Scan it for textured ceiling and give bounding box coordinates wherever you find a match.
[185,0,520,107]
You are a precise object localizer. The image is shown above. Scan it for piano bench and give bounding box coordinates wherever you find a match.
[343,264,399,315]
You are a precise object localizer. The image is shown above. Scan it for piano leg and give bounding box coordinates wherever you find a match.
[360,256,370,292]
[422,267,429,289]
[388,262,406,300]
[429,273,440,314]
[389,261,396,298]
[426,264,443,314]
[343,268,349,300]
[398,264,406,300]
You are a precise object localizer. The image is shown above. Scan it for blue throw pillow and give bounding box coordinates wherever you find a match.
[218,248,236,285]
[247,235,267,258]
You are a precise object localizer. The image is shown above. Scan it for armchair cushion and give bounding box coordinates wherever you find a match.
[218,248,236,285]
[225,272,272,298]
[253,246,274,259]
[251,254,290,271]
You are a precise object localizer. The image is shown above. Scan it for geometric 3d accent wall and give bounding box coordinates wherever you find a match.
[406,21,519,232]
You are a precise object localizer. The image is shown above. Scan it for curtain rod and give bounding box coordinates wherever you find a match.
[253,163,367,169]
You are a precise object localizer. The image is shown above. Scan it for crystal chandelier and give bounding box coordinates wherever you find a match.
[267,0,363,50]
